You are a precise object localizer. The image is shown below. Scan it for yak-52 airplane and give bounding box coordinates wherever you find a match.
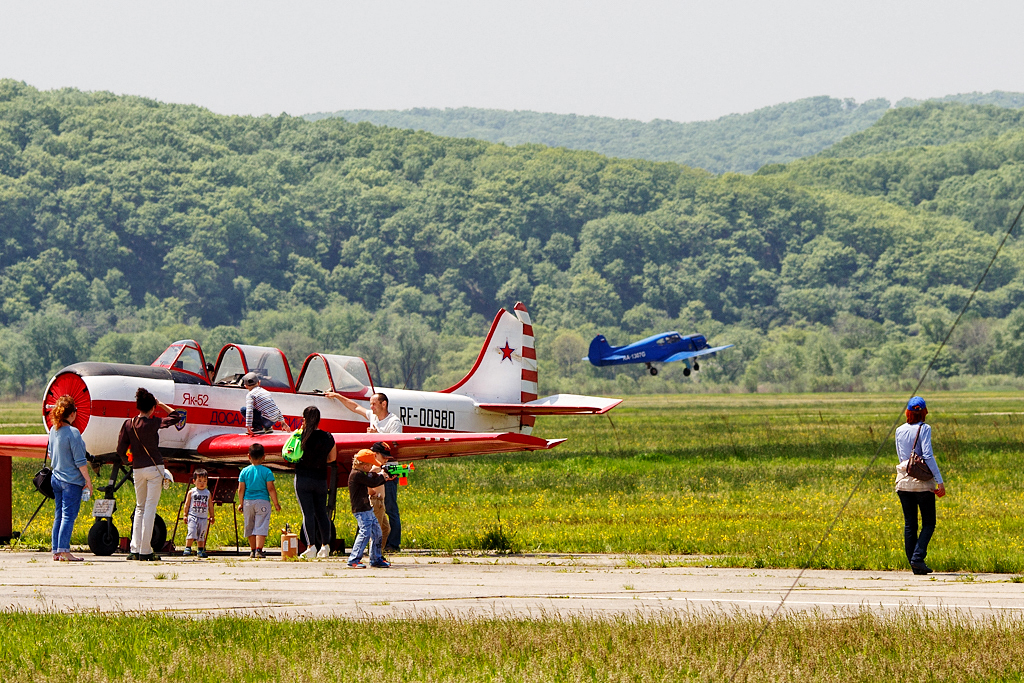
[585,332,733,376]
[0,302,620,555]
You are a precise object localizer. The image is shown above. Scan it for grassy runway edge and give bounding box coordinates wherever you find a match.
[2,610,1024,683]
[4,391,1024,572]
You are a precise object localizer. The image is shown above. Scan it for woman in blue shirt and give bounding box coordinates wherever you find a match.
[894,396,946,575]
[48,395,93,562]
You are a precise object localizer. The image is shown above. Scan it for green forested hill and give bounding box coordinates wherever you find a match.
[818,102,1024,158]
[760,102,1024,236]
[3,80,1024,399]
[307,93,1024,174]
[308,97,893,174]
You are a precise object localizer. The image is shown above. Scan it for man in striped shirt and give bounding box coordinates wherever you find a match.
[241,372,287,435]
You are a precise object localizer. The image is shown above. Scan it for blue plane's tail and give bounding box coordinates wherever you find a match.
[586,335,614,366]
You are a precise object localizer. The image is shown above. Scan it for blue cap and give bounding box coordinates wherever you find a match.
[907,396,926,410]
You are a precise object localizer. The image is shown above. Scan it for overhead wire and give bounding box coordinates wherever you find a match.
[728,197,1024,682]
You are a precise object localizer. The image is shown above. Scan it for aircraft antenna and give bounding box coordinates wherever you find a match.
[729,196,1024,682]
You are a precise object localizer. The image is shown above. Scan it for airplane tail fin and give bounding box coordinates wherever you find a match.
[441,302,537,432]
[587,335,613,366]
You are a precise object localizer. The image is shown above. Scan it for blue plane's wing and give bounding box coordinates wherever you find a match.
[663,344,734,364]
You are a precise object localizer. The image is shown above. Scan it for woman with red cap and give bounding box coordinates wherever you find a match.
[894,396,946,575]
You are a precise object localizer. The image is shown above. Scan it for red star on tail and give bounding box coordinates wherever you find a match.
[498,340,515,362]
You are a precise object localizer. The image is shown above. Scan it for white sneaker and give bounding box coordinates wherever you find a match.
[317,544,330,559]
[300,545,317,560]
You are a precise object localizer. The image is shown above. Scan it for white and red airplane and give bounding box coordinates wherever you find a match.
[0,302,620,553]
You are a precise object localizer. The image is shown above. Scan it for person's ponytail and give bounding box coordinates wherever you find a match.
[301,405,320,450]
[50,395,77,429]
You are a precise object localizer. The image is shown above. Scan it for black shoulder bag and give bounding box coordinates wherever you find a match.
[33,431,55,499]
[906,424,935,481]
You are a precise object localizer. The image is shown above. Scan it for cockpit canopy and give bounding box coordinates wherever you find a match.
[213,344,295,391]
[151,340,210,383]
[296,354,374,399]
[151,341,375,397]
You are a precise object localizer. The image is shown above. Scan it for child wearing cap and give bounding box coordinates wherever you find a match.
[367,442,392,558]
[182,469,214,558]
[237,444,282,559]
[240,373,287,435]
[347,449,393,569]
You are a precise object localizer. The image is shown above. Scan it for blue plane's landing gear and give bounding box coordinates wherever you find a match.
[683,366,691,376]
[645,363,658,376]
[693,361,700,371]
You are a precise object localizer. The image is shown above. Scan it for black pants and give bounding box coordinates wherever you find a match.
[897,490,936,565]
[295,474,331,548]
[384,477,401,549]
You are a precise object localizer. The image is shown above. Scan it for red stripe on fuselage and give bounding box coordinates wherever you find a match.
[522,369,538,383]
[522,324,534,337]
[91,399,369,434]
[522,347,536,360]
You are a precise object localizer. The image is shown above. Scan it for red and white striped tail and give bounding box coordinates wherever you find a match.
[513,302,537,434]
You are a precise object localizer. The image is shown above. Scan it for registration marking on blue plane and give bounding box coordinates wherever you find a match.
[584,332,734,376]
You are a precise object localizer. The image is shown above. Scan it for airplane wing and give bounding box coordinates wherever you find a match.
[0,435,48,459]
[478,394,622,416]
[196,430,565,467]
[663,344,735,364]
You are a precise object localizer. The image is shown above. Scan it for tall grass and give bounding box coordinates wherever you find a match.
[5,392,1024,572]
[1,609,1024,682]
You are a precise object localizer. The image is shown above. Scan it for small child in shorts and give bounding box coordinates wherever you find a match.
[237,444,281,559]
[182,469,214,558]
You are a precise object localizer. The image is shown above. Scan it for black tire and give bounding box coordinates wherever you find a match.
[649,367,658,376]
[693,361,700,371]
[683,367,691,376]
[297,520,337,554]
[88,519,119,556]
[129,512,168,553]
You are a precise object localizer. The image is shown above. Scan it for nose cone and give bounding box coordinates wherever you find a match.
[44,371,92,433]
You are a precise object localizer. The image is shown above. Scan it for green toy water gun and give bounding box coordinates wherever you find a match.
[382,462,415,486]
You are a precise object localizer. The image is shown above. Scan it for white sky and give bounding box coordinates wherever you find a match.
[3,1,1024,123]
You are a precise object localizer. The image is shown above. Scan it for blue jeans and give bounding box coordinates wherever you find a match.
[240,406,274,431]
[51,477,83,553]
[384,477,401,549]
[897,490,936,565]
[348,510,383,565]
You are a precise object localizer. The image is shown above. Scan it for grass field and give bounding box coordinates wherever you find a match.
[2,610,1024,682]
[4,392,1024,572]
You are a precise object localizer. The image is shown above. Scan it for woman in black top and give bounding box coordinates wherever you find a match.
[293,406,337,558]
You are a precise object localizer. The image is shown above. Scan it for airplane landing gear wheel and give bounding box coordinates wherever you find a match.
[88,519,119,556]
[683,367,691,377]
[649,367,658,376]
[693,361,700,371]
[130,512,167,554]
[297,521,337,555]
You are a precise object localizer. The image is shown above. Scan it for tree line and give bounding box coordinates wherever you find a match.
[3,81,1024,397]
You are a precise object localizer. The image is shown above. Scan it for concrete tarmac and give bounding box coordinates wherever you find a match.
[1,551,1022,619]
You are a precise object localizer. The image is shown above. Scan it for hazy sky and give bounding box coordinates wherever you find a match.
[4,1,1024,123]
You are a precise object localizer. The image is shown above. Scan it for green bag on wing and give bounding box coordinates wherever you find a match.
[282,430,303,463]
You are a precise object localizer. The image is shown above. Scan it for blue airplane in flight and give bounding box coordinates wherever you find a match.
[584,332,734,376]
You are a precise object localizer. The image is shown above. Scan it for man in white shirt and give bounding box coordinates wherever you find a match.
[326,391,403,549]
[326,391,402,434]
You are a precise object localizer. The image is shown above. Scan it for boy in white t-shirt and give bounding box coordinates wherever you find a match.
[182,469,214,558]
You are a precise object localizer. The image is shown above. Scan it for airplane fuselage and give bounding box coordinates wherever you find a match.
[54,364,524,461]
[590,333,709,366]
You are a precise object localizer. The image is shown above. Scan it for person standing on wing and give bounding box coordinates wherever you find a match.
[325,391,404,550]
[241,372,287,435]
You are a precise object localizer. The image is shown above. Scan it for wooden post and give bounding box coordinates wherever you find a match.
[0,456,12,543]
